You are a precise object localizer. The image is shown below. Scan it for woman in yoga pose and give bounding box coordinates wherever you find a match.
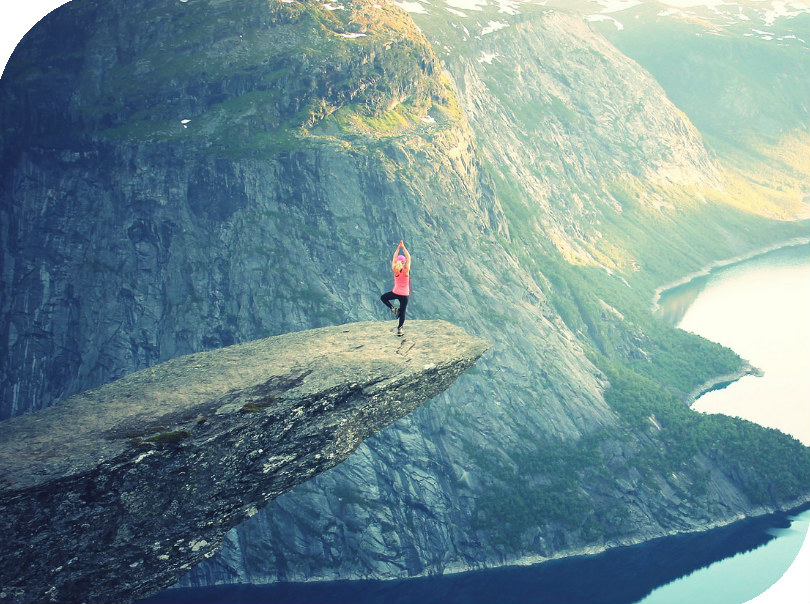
[380,240,411,336]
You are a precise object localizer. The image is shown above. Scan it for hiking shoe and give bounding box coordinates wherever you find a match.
[397,327,404,337]
[390,307,398,317]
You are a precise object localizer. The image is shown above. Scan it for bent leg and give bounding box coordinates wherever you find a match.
[380,291,396,309]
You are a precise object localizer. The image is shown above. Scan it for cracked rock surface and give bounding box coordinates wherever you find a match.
[0,320,488,604]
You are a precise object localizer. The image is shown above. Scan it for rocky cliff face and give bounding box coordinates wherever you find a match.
[422,9,720,265]
[2,0,808,595]
[2,0,614,587]
[0,320,488,604]
[580,0,810,220]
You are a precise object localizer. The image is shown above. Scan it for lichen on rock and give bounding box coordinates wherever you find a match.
[0,320,488,604]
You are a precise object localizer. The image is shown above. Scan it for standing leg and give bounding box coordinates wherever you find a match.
[397,295,408,330]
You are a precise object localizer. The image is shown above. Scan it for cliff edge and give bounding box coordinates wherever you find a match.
[0,320,489,604]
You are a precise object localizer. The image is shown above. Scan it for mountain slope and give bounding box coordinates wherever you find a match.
[546,0,810,219]
[416,5,722,268]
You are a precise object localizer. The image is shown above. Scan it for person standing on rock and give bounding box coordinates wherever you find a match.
[380,240,411,337]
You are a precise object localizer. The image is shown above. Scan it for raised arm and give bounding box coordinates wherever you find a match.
[400,241,411,273]
[391,241,402,271]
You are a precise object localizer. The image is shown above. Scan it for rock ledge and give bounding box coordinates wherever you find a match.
[0,320,488,604]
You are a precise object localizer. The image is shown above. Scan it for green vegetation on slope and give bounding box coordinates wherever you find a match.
[467,328,810,547]
[470,180,810,545]
[444,8,810,548]
[6,0,459,156]
[602,359,810,503]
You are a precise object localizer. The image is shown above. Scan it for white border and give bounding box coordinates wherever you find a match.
[0,3,808,604]
[1,2,70,77]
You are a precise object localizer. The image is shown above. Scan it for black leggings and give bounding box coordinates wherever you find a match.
[380,292,408,328]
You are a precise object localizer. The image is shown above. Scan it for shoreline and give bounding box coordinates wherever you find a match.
[651,236,810,314]
[653,235,808,419]
[684,361,764,405]
[496,239,810,587]
[161,497,810,594]
[439,496,810,582]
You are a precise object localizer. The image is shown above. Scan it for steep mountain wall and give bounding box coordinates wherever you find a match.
[586,0,810,220]
[429,10,720,264]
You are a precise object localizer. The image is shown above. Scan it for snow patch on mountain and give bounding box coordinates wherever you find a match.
[761,1,810,25]
[495,0,523,15]
[585,14,624,29]
[482,20,510,34]
[478,50,499,63]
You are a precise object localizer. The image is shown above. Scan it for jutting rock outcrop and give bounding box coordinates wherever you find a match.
[0,320,489,604]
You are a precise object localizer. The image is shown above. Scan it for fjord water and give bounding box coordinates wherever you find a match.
[657,242,810,446]
[648,242,810,604]
[144,244,809,604]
